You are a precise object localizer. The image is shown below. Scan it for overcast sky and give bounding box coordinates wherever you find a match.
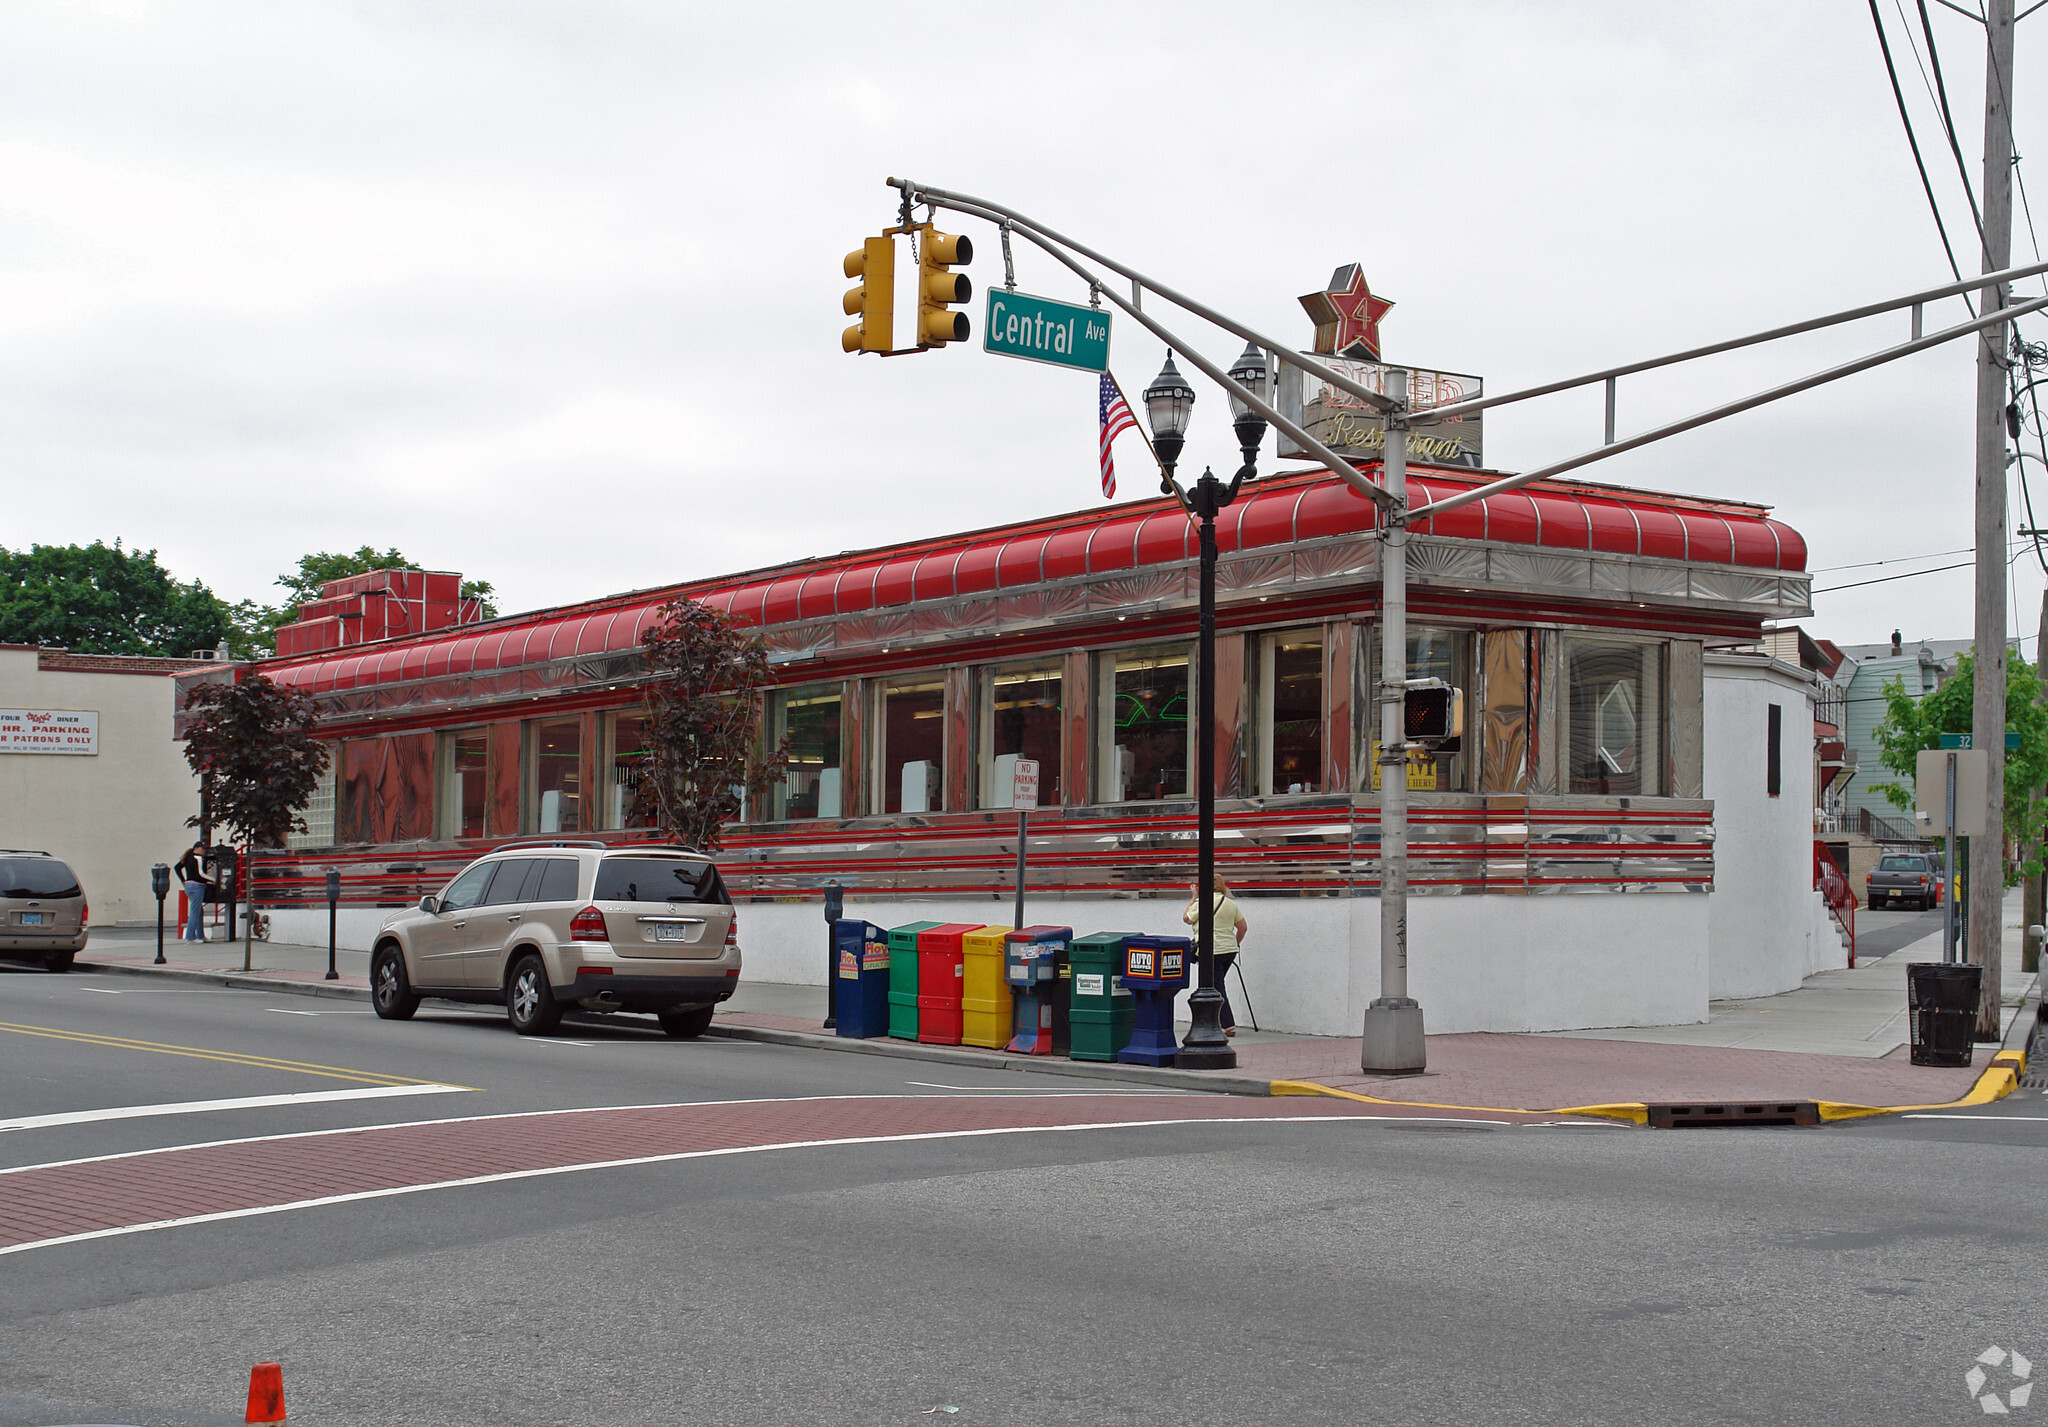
[6,1,2047,652]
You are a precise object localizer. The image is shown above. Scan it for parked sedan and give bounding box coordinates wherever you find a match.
[1866,853,1939,911]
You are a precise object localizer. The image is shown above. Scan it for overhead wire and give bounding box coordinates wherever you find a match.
[1916,0,1991,242]
[1874,0,1972,290]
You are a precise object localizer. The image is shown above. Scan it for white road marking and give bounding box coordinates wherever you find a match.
[0,1083,469,1134]
[79,988,123,994]
[1902,1112,2048,1121]
[903,1080,1189,1094]
[0,1112,1399,1257]
[265,1008,320,1017]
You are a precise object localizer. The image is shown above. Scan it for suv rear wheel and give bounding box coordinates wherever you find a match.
[506,954,562,1036]
[658,1005,715,1039]
[371,944,419,1020]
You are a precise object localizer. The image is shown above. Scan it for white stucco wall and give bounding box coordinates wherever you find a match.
[0,648,201,925]
[1702,652,1844,999]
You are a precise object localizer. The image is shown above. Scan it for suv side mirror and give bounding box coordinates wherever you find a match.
[419,895,440,915]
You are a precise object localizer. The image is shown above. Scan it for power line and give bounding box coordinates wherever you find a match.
[1873,0,1973,287]
[1814,543,1976,572]
[1813,560,1976,593]
[1917,0,1991,244]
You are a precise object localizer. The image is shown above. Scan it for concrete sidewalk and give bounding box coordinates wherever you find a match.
[65,914,2036,1119]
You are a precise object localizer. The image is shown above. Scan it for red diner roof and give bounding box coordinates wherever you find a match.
[261,464,1805,697]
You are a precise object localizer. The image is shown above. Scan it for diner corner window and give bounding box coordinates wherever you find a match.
[1564,638,1663,796]
[771,684,844,820]
[529,717,583,832]
[603,710,657,830]
[878,676,945,815]
[1099,646,1191,802]
[979,661,1062,808]
[437,731,488,839]
[1257,630,1324,795]
[1766,702,1782,798]
[287,760,339,851]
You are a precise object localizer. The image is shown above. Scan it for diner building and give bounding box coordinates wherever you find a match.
[228,459,1838,1036]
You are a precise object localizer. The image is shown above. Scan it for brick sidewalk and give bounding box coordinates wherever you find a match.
[0,1093,1438,1256]
[1234,1031,1999,1110]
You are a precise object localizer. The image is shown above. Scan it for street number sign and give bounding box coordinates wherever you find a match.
[983,290,1110,372]
[1937,732,2022,749]
[1011,758,1040,810]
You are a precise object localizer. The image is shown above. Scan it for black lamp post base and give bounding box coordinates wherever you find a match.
[1360,997,1426,1074]
[1178,985,1238,1070]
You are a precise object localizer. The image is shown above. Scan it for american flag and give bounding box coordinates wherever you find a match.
[1098,373,1138,499]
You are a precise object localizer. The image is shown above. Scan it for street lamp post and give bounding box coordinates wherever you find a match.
[1145,346,1269,1071]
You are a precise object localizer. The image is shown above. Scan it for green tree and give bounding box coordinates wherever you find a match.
[0,541,232,657]
[1869,652,2048,881]
[631,597,788,852]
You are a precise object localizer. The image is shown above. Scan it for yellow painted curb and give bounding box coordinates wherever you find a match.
[1275,1044,2029,1126]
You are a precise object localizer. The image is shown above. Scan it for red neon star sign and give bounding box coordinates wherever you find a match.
[1298,264,1394,360]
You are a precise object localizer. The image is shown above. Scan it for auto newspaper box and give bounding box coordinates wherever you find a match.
[1003,925,1072,1055]
[1067,932,1135,1062]
[961,926,1015,1049]
[1117,934,1190,1067]
[887,921,942,1041]
[832,920,891,1039]
[915,922,987,1046]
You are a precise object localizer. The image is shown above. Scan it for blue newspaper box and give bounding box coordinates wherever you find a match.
[1117,934,1191,1067]
[1004,925,1072,1055]
[833,920,892,1038]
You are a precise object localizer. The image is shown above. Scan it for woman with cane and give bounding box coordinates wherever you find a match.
[1182,872,1249,1036]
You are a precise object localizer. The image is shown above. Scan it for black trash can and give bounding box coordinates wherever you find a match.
[1907,962,1983,1067]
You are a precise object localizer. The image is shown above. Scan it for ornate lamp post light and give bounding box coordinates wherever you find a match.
[1145,344,1268,1071]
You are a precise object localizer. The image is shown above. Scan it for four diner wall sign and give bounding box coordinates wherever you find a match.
[0,709,98,755]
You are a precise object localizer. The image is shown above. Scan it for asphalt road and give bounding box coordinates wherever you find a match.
[1,957,2044,1427]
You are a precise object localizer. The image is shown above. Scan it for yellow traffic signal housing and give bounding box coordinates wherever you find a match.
[916,225,973,346]
[842,236,894,354]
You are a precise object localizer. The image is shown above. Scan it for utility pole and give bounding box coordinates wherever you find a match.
[1972,0,2016,1038]
[2030,588,2048,973]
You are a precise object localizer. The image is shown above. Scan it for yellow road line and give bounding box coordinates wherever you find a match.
[0,1022,443,1088]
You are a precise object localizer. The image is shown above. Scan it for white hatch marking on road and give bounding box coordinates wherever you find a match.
[1902,1112,2048,1121]
[0,1083,470,1134]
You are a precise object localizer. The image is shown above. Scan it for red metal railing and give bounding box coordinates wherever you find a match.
[1814,840,1857,967]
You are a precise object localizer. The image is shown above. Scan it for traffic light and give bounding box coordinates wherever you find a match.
[842,236,894,354]
[1404,685,1465,752]
[916,224,973,346]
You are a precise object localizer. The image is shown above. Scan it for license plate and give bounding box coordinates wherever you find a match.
[653,924,693,943]
[19,913,44,926]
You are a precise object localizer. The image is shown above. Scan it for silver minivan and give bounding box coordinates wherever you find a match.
[0,851,88,971]
[369,843,741,1037]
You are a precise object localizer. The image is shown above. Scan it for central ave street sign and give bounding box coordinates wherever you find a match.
[983,289,1111,372]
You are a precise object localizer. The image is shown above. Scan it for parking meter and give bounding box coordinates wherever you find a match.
[150,862,170,964]
[822,880,844,1027]
[324,868,342,980]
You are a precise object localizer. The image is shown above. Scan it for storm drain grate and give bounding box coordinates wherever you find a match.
[1647,1101,1820,1128]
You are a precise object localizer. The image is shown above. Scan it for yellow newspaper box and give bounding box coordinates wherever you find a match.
[960,925,1015,1050]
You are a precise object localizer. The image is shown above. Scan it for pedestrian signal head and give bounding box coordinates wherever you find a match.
[842,235,894,354]
[1403,685,1464,748]
[916,225,973,347]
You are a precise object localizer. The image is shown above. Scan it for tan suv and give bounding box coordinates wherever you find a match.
[0,850,88,972]
[369,843,740,1037]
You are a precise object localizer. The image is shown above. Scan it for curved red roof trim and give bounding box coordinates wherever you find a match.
[259,465,1805,694]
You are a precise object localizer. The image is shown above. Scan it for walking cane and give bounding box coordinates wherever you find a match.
[1231,957,1259,1033]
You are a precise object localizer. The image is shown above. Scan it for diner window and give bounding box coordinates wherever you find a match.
[772,684,844,820]
[1258,630,1324,795]
[878,677,945,814]
[1100,646,1191,802]
[438,731,488,839]
[530,717,583,832]
[603,711,657,830]
[980,662,1062,807]
[1565,638,1663,796]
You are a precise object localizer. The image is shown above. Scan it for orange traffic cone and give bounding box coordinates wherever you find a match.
[245,1362,286,1425]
